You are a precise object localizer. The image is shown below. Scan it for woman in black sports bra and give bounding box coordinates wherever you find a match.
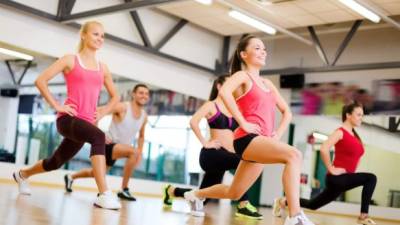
[162,75,262,219]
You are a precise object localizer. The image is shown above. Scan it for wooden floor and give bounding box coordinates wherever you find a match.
[0,182,398,225]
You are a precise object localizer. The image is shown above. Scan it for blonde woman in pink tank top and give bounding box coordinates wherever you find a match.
[183,35,315,225]
[12,21,121,210]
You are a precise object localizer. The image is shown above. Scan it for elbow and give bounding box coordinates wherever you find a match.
[189,118,196,129]
[34,78,41,89]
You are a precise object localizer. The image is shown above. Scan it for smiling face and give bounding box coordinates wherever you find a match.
[132,86,150,107]
[346,106,364,127]
[239,38,267,68]
[80,22,104,51]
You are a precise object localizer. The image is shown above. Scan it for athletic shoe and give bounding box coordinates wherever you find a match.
[64,174,73,193]
[162,184,173,208]
[283,211,315,225]
[13,171,31,195]
[94,190,121,210]
[183,190,205,217]
[272,197,285,217]
[117,188,136,201]
[235,202,263,220]
[357,217,377,225]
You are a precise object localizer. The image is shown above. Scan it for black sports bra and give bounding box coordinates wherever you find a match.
[207,103,238,131]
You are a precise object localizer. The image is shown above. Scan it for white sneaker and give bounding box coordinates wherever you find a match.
[13,171,31,195]
[94,190,121,210]
[357,216,377,225]
[284,211,315,225]
[183,190,205,217]
[272,197,285,217]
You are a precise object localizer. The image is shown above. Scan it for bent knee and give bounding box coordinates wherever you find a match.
[286,148,302,164]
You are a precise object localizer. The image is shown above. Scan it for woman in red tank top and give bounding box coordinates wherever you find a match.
[13,21,121,210]
[183,35,314,225]
[273,102,377,225]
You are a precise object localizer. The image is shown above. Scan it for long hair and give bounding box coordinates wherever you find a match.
[77,21,103,52]
[209,75,229,101]
[230,35,257,75]
[342,101,363,142]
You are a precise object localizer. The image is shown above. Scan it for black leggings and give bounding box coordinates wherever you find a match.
[300,173,377,213]
[42,115,106,171]
[174,147,249,203]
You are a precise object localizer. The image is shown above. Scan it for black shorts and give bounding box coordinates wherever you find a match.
[105,143,116,167]
[233,133,258,160]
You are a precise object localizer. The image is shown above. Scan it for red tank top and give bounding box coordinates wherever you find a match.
[333,127,365,173]
[58,55,104,123]
[234,73,276,139]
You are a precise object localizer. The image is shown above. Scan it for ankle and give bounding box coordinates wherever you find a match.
[238,201,248,208]
[167,186,175,197]
[289,210,301,218]
[19,170,28,179]
[280,198,286,207]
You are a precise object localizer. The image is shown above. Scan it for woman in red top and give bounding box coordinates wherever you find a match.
[273,102,377,225]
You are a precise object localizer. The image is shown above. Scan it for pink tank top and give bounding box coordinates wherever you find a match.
[58,55,104,123]
[234,73,276,139]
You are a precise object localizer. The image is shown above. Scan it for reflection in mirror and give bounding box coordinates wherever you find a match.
[292,114,400,209]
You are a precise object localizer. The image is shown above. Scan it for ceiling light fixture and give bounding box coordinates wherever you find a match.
[228,10,277,35]
[338,0,381,23]
[0,47,34,61]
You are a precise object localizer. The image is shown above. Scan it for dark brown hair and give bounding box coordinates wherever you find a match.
[133,83,149,93]
[209,75,229,101]
[342,101,363,141]
[230,35,257,75]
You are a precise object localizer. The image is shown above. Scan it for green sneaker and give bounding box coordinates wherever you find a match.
[163,184,173,208]
[235,202,263,220]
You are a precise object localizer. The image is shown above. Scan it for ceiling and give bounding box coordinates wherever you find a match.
[158,0,400,35]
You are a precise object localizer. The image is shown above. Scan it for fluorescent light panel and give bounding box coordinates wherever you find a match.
[229,10,277,35]
[194,0,213,5]
[0,47,34,61]
[338,0,381,23]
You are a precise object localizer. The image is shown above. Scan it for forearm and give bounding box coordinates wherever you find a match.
[102,95,120,114]
[137,136,145,152]
[190,121,208,146]
[35,79,60,110]
[320,144,333,169]
[275,110,292,138]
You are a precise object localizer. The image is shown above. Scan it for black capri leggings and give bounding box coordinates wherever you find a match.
[174,147,249,203]
[42,115,106,171]
[300,173,377,213]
